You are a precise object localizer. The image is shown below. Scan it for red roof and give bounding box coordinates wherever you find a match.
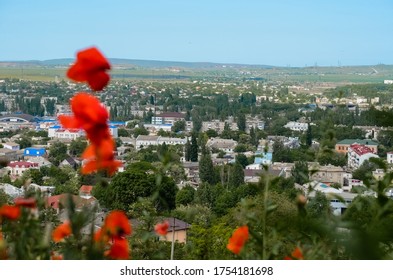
[79,185,93,194]
[8,161,38,168]
[350,144,374,156]
[55,129,81,133]
[46,194,97,209]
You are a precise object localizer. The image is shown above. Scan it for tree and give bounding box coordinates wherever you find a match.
[176,185,195,206]
[190,133,198,162]
[199,152,216,185]
[171,120,186,133]
[237,113,246,132]
[306,191,331,219]
[16,137,32,149]
[118,128,130,137]
[48,141,68,166]
[184,139,191,161]
[291,161,309,185]
[235,153,249,168]
[306,123,312,147]
[229,163,244,188]
[69,138,87,157]
[352,160,378,181]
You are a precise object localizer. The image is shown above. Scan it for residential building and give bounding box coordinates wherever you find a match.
[152,112,185,125]
[335,139,378,154]
[206,138,238,153]
[135,135,187,150]
[283,121,308,132]
[54,129,84,140]
[347,144,379,170]
[309,164,346,185]
[0,148,18,162]
[23,147,46,160]
[387,152,393,164]
[3,142,20,151]
[157,218,191,244]
[0,183,24,198]
[7,161,39,177]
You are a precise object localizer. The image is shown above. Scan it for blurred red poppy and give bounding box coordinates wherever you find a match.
[227,225,249,255]
[67,47,111,91]
[52,222,72,243]
[154,221,170,236]
[0,205,21,220]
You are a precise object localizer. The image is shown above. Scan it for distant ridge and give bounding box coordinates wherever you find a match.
[0,58,274,69]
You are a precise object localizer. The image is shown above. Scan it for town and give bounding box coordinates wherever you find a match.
[1,63,393,260]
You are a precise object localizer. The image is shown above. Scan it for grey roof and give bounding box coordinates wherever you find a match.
[0,183,24,198]
[0,113,37,122]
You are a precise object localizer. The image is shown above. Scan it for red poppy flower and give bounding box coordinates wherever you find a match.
[227,225,249,255]
[50,252,64,260]
[14,197,37,208]
[52,222,72,243]
[106,238,129,260]
[103,210,131,238]
[284,247,304,260]
[67,47,111,91]
[154,221,169,236]
[58,93,122,175]
[0,205,21,220]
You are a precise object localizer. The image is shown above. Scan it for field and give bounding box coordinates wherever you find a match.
[1,61,393,83]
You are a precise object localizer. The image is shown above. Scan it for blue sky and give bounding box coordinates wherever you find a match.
[0,0,392,66]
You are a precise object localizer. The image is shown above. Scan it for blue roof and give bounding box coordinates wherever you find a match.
[254,152,272,164]
[50,125,61,129]
[109,121,126,125]
[24,147,46,156]
[109,125,117,128]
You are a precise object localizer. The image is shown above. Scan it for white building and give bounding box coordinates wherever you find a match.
[135,135,187,150]
[109,125,118,138]
[387,152,393,164]
[7,161,39,177]
[3,142,20,151]
[283,121,308,132]
[54,129,84,140]
[347,144,379,170]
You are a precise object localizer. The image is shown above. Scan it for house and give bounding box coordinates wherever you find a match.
[387,152,393,164]
[23,147,46,159]
[347,144,379,170]
[335,139,378,155]
[254,151,272,166]
[59,156,80,168]
[156,217,191,244]
[79,185,93,199]
[109,125,118,138]
[7,161,39,177]
[46,193,99,215]
[135,135,187,150]
[0,183,24,198]
[135,135,159,150]
[3,142,20,151]
[244,169,263,183]
[309,164,346,185]
[26,183,55,196]
[152,112,185,125]
[307,187,358,216]
[0,148,18,162]
[206,138,238,153]
[283,121,308,132]
[54,128,84,140]
[119,137,134,146]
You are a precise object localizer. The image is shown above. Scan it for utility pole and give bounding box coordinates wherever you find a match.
[170,217,175,260]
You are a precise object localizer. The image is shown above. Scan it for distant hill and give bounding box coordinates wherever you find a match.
[0,58,274,69]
